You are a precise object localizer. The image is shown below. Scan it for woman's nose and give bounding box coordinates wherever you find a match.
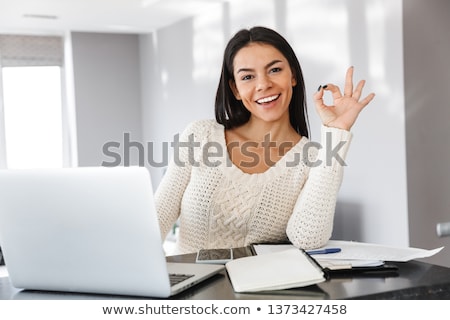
[256,75,272,91]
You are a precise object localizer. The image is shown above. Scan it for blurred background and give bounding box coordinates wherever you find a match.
[0,0,449,266]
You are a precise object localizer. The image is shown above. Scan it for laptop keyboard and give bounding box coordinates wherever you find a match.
[169,273,194,286]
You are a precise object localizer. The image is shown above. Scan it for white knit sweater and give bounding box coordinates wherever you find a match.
[155,119,352,254]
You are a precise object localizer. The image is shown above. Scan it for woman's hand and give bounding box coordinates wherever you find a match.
[313,66,375,131]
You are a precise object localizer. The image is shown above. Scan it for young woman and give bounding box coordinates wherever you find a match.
[155,26,375,254]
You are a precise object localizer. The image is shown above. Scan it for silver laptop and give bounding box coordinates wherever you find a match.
[0,166,224,298]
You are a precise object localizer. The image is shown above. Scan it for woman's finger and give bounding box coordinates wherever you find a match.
[343,66,354,97]
[313,86,326,109]
[352,79,365,101]
[359,92,376,108]
[323,83,342,101]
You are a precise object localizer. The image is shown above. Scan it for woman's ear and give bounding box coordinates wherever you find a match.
[229,80,241,100]
[291,76,297,87]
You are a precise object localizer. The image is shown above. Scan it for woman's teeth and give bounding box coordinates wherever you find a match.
[256,94,279,104]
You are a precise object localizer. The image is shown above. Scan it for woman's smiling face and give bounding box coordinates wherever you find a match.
[230,42,297,125]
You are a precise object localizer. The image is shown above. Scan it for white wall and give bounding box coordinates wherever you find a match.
[139,13,223,186]
[139,0,409,246]
[71,32,142,167]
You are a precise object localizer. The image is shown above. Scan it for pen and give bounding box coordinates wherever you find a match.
[306,248,341,255]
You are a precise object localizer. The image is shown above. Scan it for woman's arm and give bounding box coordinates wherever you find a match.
[287,67,373,249]
[154,123,197,241]
[286,125,352,249]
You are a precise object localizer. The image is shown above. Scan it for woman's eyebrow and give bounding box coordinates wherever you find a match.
[236,59,283,74]
[265,59,283,69]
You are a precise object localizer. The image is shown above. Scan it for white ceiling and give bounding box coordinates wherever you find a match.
[0,0,225,35]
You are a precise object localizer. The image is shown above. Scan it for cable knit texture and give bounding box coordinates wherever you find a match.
[155,119,352,254]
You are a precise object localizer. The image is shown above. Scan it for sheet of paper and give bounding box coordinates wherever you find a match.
[252,240,444,262]
[317,240,444,262]
[253,244,293,255]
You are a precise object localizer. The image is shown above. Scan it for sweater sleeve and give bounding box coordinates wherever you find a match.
[286,125,352,249]
[154,122,197,241]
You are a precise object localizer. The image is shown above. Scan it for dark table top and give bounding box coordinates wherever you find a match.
[165,251,450,300]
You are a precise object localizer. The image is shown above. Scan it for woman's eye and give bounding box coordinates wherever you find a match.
[241,74,253,81]
[270,67,282,73]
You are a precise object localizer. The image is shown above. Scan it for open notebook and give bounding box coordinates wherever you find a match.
[225,247,326,292]
[0,166,223,298]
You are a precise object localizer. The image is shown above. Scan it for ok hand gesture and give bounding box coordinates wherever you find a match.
[313,66,375,131]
